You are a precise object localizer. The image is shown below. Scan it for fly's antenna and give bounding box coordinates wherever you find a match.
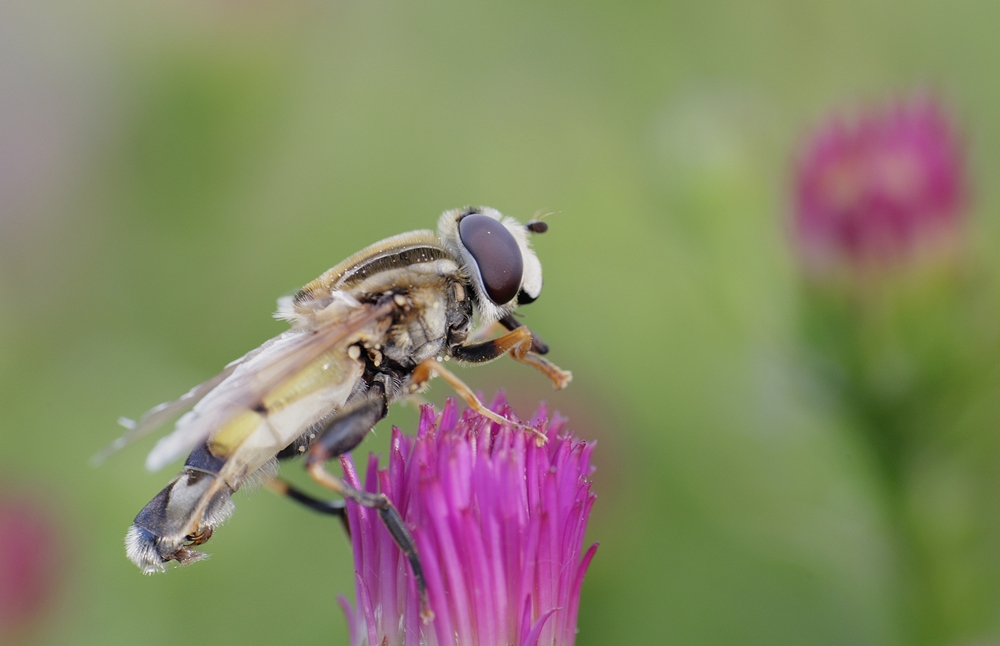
[526,210,558,234]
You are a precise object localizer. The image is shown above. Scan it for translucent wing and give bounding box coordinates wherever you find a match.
[92,357,246,466]
[143,297,394,472]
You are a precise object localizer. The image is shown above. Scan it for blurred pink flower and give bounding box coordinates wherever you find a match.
[0,492,60,641]
[339,396,598,646]
[794,96,965,273]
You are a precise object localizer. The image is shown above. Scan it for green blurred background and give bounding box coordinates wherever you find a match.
[4,1,1000,644]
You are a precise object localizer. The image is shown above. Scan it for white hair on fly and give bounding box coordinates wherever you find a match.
[125,526,167,575]
[238,457,280,495]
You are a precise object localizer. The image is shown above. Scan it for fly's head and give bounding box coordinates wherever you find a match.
[438,206,545,324]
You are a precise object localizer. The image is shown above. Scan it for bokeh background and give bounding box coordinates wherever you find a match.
[4,2,1000,644]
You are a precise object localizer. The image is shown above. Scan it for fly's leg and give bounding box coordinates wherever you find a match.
[263,478,350,537]
[270,418,352,535]
[497,313,549,355]
[452,325,572,390]
[306,461,432,624]
[302,381,433,623]
[409,356,549,443]
[467,314,549,355]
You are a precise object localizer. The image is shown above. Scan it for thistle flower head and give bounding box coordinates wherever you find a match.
[794,95,965,274]
[339,395,598,646]
[0,491,61,642]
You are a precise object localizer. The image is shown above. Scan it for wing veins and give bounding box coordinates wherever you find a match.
[92,360,244,465]
[144,299,394,471]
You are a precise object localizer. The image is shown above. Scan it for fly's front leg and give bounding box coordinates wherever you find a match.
[452,325,572,390]
[498,313,549,355]
[302,381,433,623]
[410,357,548,443]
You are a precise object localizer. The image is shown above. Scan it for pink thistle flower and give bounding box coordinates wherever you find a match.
[794,95,966,274]
[338,395,598,646]
[0,492,61,642]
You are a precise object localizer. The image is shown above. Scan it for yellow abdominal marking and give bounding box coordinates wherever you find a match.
[209,409,263,457]
[209,351,354,457]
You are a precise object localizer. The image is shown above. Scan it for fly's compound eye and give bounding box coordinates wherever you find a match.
[459,213,524,305]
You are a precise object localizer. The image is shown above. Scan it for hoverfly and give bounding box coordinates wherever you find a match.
[98,206,570,617]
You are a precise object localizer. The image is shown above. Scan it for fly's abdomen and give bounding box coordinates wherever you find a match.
[125,445,235,574]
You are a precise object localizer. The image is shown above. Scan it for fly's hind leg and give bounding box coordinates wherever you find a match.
[302,380,433,623]
[269,423,353,535]
[263,478,350,537]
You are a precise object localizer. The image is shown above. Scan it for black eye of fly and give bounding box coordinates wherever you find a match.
[459,213,523,304]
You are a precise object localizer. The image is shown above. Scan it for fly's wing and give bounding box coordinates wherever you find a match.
[124,297,394,574]
[143,298,394,473]
[92,358,246,466]
[95,317,305,466]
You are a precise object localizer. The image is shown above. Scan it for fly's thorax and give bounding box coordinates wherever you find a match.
[291,230,448,314]
[380,281,471,368]
[445,279,475,345]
